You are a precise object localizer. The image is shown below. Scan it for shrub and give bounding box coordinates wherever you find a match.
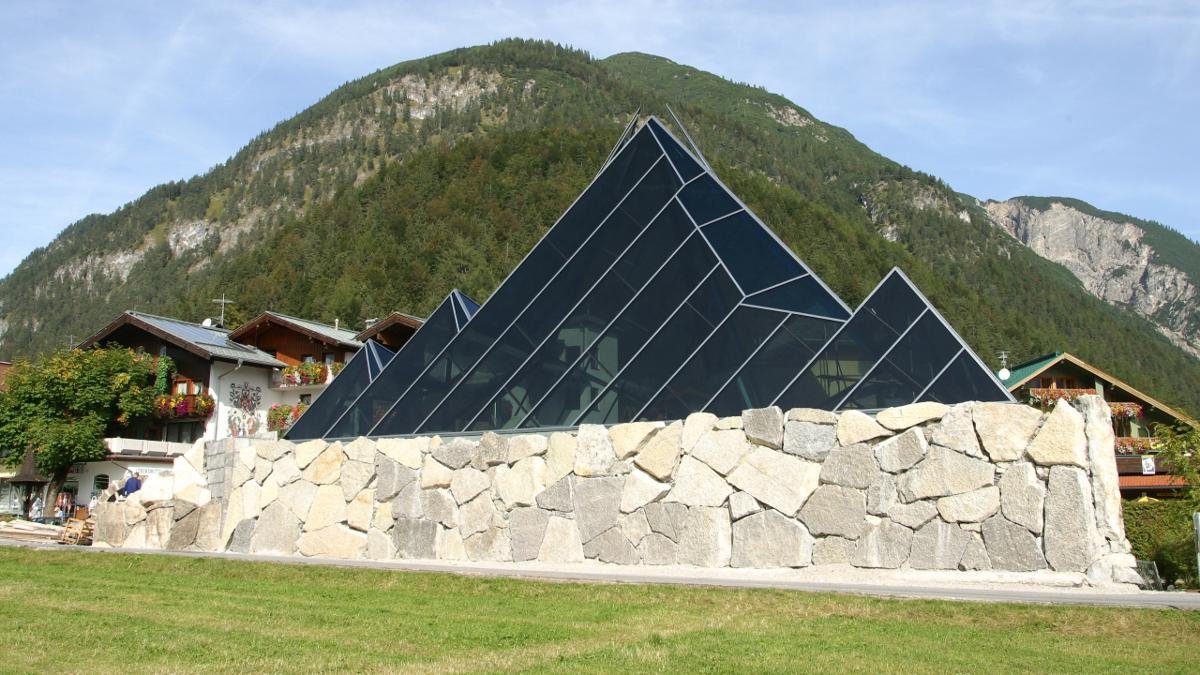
[1123,499,1198,587]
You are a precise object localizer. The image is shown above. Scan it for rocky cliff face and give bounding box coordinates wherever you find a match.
[985,199,1199,359]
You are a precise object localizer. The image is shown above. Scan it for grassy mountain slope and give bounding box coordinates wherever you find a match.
[1,39,1197,414]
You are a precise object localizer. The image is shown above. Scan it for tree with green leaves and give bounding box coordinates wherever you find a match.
[1154,423,1200,508]
[0,347,165,510]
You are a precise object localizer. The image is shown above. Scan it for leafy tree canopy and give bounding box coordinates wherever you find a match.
[0,347,165,480]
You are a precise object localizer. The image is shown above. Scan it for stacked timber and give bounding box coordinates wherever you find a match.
[0,519,64,543]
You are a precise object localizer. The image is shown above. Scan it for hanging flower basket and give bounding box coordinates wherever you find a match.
[1027,388,1097,410]
[279,362,329,386]
[1115,436,1155,454]
[154,393,215,420]
[1106,401,1144,419]
[267,402,308,432]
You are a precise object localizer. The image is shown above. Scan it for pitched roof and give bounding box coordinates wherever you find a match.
[1001,351,1194,425]
[355,311,425,343]
[80,311,284,368]
[228,311,363,349]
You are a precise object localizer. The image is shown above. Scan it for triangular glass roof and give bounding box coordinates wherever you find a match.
[284,339,394,441]
[309,118,1009,439]
[773,268,1012,411]
[294,289,478,440]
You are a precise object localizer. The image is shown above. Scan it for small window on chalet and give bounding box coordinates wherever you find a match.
[94,474,109,492]
[303,355,315,363]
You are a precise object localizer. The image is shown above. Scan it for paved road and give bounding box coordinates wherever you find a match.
[5,539,1199,610]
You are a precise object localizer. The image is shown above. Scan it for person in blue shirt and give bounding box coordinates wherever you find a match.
[120,473,142,497]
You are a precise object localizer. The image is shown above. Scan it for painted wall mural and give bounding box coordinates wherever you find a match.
[227,381,263,437]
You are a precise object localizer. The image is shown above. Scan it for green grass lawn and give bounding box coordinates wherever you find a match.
[1,547,1197,673]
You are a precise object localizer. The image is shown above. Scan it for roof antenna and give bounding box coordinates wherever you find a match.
[666,105,712,172]
[212,294,234,329]
[601,107,642,170]
[997,350,1011,381]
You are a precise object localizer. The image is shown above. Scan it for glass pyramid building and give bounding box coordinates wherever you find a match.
[287,118,1011,441]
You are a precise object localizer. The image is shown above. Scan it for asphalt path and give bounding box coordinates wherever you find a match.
[5,539,1199,610]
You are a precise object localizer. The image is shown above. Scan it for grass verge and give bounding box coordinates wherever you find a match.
[1,547,1197,673]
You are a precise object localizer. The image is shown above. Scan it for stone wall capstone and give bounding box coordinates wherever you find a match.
[91,396,1142,586]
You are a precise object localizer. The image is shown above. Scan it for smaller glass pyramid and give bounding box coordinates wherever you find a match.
[284,340,393,441]
[289,290,478,441]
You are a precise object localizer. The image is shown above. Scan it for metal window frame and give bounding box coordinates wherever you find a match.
[566,263,723,427]
[457,173,707,431]
[638,303,792,420]
[830,307,929,410]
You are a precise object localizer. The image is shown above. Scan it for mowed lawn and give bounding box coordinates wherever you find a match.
[1,548,1197,673]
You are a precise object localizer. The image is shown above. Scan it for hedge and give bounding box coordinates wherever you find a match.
[1123,499,1198,587]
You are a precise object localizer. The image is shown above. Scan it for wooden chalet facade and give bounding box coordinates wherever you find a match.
[1001,351,1196,497]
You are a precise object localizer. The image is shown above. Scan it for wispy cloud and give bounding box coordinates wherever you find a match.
[0,0,1197,280]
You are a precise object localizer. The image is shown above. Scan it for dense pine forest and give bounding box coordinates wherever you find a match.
[1,39,1197,415]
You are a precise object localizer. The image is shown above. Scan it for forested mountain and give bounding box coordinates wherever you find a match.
[2,39,1197,415]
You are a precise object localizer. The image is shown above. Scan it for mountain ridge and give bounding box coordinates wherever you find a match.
[2,39,1197,415]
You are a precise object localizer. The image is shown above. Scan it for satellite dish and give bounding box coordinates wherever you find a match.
[201,318,213,328]
[998,367,1011,381]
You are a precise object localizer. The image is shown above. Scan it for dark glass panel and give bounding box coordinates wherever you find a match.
[543,126,663,258]
[642,306,785,422]
[839,312,962,410]
[708,314,839,416]
[746,275,850,320]
[370,145,669,436]
[677,175,740,226]
[775,275,926,410]
[922,351,1012,404]
[648,119,704,181]
[364,341,393,380]
[702,212,805,294]
[578,269,741,425]
[416,160,682,434]
[455,291,480,318]
[522,236,719,428]
[324,296,460,439]
[285,349,374,441]
[469,201,695,431]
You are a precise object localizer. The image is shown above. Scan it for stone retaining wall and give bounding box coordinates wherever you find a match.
[92,397,1141,585]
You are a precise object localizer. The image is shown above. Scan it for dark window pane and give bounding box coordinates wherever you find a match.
[523,236,719,428]
[469,201,694,431]
[578,269,741,425]
[649,119,704,181]
[417,159,682,434]
[708,314,839,416]
[702,212,805,294]
[775,274,926,410]
[544,126,663,258]
[678,175,740,225]
[840,312,963,410]
[325,296,460,439]
[746,275,850,320]
[644,306,786,421]
[922,351,1012,404]
[456,292,481,318]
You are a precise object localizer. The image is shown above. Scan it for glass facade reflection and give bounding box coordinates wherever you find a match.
[305,118,1010,439]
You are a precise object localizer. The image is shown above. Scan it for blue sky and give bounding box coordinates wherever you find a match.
[1,1,1197,279]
